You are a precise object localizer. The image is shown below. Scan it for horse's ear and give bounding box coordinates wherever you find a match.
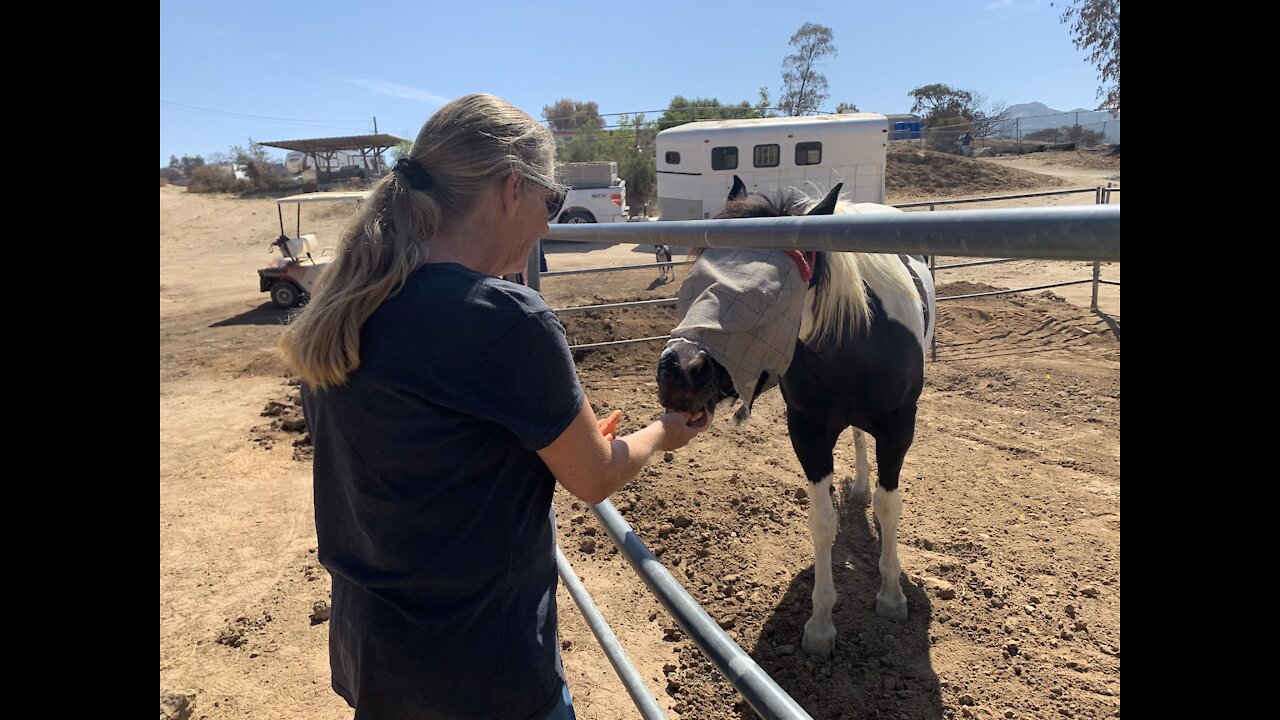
[728,175,748,201]
[807,183,844,216]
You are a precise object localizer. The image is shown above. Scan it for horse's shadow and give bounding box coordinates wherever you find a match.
[209,303,291,328]
[742,497,941,719]
[646,275,674,291]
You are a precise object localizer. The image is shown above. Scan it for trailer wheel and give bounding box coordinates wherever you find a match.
[561,211,596,224]
[270,282,302,309]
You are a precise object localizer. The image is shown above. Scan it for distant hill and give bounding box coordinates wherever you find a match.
[999,102,1120,142]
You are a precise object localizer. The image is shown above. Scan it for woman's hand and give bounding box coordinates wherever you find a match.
[539,401,711,504]
[597,410,622,441]
[656,408,711,451]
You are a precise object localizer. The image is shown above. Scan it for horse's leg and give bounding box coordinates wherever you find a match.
[841,429,872,506]
[872,406,917,621]
[787,408,843,657]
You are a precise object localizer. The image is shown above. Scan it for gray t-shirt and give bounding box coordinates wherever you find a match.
[304,263,584,719]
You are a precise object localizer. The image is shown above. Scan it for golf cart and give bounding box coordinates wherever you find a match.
[258,191,368,308]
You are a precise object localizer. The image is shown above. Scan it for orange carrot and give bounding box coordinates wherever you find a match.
[597,410,622,441]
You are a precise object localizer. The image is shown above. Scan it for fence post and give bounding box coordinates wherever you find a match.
[1090,187,1102,310]
[1091,261,1101,311]
[929,253,938,362]
[527,238,542,292]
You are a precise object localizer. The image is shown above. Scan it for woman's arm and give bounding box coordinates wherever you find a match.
[536,399,708,504]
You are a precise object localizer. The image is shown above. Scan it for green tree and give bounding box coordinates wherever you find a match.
[656,96,757,131]
[542,98,603,132]
[168,154,206,176]
[390,139,412,162]
[557,122,602,163]
[555,114,658,209]
[908,84,974,124]
[835,102,860,114]
[909,84,1009,139]
[229,138,279,189]
[1057,0,1120,112]
[755,87,776,118]
[778,23,836,116]
[610,115,656,208]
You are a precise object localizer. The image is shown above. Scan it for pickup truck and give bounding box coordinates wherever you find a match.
[555,161,629,224]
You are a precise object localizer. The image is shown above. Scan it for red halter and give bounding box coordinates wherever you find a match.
[783,250,816,284]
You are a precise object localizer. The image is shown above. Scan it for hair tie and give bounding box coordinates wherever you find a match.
[393,156,433,191]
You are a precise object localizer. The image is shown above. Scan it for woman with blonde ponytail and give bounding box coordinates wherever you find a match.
[281,94,707,720]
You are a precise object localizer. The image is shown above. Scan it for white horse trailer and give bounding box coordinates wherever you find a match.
[655,113,890,220]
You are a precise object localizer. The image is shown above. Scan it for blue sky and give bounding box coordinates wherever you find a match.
[159,0,1104,166]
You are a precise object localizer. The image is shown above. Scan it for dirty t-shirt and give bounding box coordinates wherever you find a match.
[303,263,585,720]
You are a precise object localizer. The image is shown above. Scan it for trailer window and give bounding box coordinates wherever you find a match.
[753,144,780,168]
[711,146,738,171]
[665,151,681,165]
[795,142,823,166]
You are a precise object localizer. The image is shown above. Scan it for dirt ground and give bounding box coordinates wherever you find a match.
[160,151,1119,720]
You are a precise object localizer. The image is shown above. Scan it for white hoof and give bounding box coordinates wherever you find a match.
[801,620,837,657]
[876,590,909,621]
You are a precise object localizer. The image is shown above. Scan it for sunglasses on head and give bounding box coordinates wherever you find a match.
[522,170,567,221]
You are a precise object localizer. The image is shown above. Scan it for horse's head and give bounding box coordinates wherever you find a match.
[656,338,737,420]
[717,175,843,220]
[655,177,844,424]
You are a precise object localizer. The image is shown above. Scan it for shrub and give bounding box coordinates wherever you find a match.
[188,166,251,194]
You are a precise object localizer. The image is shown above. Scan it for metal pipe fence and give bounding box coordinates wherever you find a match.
[556,297,678,314]
[555,546,669,720]
[589,500,814,720]
[939,278,1099,301]
[544,260,694,278]
[933,257,1017,270]
[895,187,1100,209]
[541,206,1118,261]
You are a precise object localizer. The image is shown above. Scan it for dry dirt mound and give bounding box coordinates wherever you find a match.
[888,146,1069,201]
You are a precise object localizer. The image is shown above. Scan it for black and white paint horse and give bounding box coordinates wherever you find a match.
[656,177,936,657]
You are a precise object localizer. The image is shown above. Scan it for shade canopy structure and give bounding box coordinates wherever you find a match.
[258,133,409,176]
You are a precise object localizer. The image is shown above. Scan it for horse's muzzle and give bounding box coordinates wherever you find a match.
[656,340,730,415]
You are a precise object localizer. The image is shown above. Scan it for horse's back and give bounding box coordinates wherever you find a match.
[836,201,902,216]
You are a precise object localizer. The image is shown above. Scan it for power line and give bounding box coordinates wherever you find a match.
[160,100,369,128]
[542,106,802,126]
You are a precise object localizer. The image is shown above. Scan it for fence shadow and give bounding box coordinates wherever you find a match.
[1092,308,1120,340]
